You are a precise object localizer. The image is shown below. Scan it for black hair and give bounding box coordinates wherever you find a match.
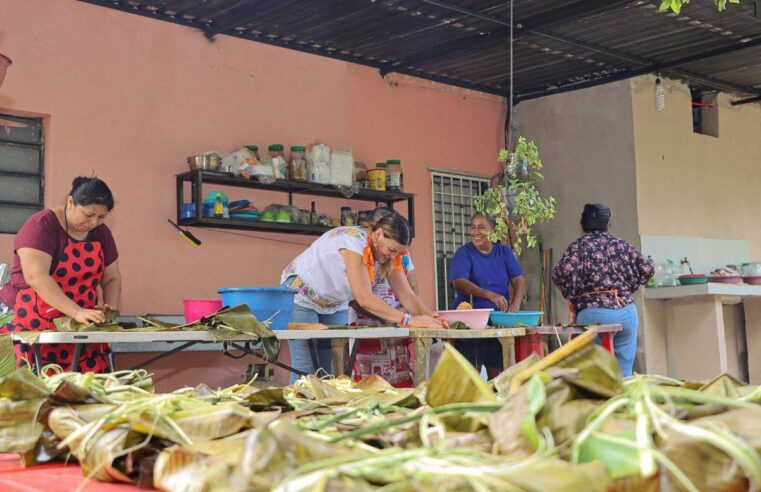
[69,176,114,210]
[581,203,611,232]
[372,210,411,247]
[471,212,496,229]
[366,207,394,228]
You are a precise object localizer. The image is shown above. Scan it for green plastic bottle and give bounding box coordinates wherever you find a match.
[646,255,656,288]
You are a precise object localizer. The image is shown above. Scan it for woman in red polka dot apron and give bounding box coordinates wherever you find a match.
[0,177,121,373]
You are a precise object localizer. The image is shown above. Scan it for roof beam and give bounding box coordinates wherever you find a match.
[515,33,761,101]
[382,0,632,76]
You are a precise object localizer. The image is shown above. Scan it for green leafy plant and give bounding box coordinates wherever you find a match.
[474,137,556,256]
[660,0,739,13]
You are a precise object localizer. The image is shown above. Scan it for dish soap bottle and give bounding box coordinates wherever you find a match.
[213,193,225,218]
[646,256,656,288]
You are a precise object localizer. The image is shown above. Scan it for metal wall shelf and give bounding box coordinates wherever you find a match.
[175,170,415,237]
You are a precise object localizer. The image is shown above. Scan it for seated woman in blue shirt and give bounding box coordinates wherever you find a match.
[448,212,526,378]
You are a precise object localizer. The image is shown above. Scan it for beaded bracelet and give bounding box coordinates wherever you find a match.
[399,313,411,326]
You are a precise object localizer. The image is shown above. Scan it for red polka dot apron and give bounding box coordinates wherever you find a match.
[4,238,109,373]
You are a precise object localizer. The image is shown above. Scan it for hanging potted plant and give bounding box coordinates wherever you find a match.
[474,136,556,256]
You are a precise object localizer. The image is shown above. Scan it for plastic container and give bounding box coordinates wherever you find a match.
[340,206,353,226]
[183,299,223,324]
[368,163,387,191]
[386,159,403,192]
[218,287,296,330]
[436,309,493,330]
[268,144,288,179]
[244,145,261,160]
[289,146,308,181]
[743,276,761,285]
[489,311,543,327]
[678,274,708,285]
[646,255,656,288]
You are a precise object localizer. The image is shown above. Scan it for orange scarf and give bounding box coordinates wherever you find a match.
[362,236,403,280]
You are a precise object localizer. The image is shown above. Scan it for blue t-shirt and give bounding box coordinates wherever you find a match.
[448,242,524,310]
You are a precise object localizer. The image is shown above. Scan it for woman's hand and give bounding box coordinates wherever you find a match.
[74,307,106,325]
[408,314,446,329]
[507,302,521,313]
[432,312,450,329]
[488,293,509,312]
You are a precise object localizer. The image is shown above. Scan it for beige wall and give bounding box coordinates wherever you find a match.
[514,79,640,323]
[632,75,761,260]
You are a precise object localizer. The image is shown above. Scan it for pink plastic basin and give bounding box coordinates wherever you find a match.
[436,309,494,330]
[183,299,223,323]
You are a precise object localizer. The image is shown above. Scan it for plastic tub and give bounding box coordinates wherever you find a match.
[489,311,543,327]
[743,276,761,285]
[436,309,493,330]
[708,276,742,284]
[678,274,708,285]
[183,299,222,324]
[218,287,296,330]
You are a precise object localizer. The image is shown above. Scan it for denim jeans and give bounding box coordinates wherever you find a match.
[287,303,348,384]
[576,302,638,377]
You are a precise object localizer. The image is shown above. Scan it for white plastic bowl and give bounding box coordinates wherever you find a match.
[436,309,493,330]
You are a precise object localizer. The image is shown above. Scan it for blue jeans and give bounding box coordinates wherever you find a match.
[576,303,638,377]
[287,303,348,384]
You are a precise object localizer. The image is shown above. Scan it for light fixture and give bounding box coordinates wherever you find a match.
[655,77,665,111]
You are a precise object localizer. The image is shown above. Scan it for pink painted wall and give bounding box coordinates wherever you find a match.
[0,0,505,388]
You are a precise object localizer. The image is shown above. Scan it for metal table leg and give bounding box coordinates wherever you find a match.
[345,340,360,377]
[71,343,83,372]
[33,345,43,375]
[308,340,320,372]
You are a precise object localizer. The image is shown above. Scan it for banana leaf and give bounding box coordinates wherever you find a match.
[54,309,121,332]
[0,397,46,452]
[285,375,417,410]
[536,376,607,451]
[552,344,623,398]
[493,352,541,399]
[0,310,13,326]
[79,425,147,483]
[19,427,69,466]
[0,368,50,400]
[275,448,612,492]
[699,373,745,398]
[489,373,549,457]
[129,401,252,443]
[425,344,496,407]
[0,334,15,378]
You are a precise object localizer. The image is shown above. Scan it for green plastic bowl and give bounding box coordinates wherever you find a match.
[678,274,708,285]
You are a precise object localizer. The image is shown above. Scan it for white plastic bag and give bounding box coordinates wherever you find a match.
[222,148,258,175]
[307,142,331,184]
[330,149,355,187]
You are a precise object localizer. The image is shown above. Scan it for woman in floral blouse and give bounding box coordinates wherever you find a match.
[552,204,654,376]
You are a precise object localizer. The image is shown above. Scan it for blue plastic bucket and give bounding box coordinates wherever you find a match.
[217,287,296,330]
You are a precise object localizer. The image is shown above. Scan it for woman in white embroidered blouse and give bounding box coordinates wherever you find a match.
[280,211,444,382]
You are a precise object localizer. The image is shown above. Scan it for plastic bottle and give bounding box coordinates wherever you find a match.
[655,261,673,287]
[646,255,656,288]
[666,259,679,286]
[213,193,224,218]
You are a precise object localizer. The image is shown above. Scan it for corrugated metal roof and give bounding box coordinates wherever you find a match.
[78,0,761,103]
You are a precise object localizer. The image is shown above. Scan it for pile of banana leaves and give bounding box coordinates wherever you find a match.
[2,330,761,491]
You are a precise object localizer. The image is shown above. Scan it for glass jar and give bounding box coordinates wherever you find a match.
[268,144,288,179]
[368,162,387,191]
[340,206,353,226]
[289,146,308,181]
[386,159,403,192]
[245,145,261,161]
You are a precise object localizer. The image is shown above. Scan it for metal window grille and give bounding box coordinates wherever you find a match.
[0,114,44,234]
[431,171,489,310]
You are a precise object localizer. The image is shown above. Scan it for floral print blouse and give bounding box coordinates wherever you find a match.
[552,232,654,313]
